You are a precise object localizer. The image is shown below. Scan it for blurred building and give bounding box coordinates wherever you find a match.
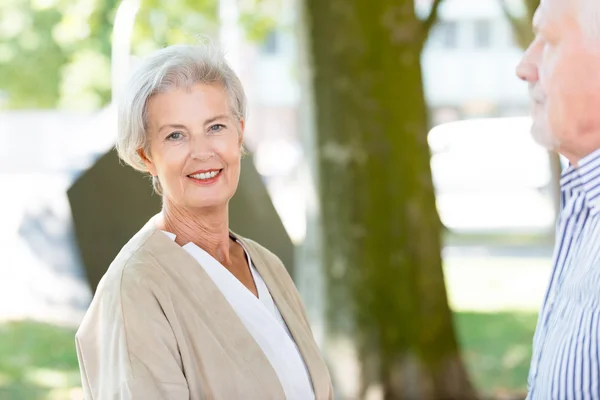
[245,0,532,158]
[249,0,530,135]
[420,0,530,123]
[242,0,543,236]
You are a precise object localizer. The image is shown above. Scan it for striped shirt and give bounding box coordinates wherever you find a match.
[527,148,600,399]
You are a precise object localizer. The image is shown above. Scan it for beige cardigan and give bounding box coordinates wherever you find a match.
[75,219,333,399]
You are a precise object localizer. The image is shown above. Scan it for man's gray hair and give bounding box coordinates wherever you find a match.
[579,0,600,41]
[116,42,247,186]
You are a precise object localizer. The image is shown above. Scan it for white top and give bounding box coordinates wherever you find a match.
[161,231,314,400]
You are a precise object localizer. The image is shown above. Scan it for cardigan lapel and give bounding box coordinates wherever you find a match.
[237,235,330,399]
[141,224,286,398]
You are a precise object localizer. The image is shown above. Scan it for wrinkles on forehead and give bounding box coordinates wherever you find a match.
[545,0,600,34]
[539,0,573,13]
[576,0,600,48]
[535,0,583,40]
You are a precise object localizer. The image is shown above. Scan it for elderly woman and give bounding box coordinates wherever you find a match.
[75,43,332,400]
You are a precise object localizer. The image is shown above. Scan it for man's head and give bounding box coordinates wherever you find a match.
[516,0,600,163]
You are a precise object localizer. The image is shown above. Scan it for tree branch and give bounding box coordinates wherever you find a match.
[525,0,539,20]
[498,0,533,49]
[421,0,444,41]
[498,0,521,31]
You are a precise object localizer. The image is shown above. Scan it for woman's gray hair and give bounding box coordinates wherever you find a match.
[116,42,247,194]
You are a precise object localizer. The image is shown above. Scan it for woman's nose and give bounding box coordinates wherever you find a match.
[192,151,215,161]
[190,136,215,161]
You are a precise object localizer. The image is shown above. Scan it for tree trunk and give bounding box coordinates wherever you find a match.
[303,0,477,398]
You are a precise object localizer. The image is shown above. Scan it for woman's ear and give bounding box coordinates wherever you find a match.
[238,118,245,147]
[137,148,157,176]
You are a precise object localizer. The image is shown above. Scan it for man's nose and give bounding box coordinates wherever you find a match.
[516,59,539,82]
[516,41,540,83]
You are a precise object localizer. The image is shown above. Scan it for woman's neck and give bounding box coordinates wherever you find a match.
[158,200,233,265]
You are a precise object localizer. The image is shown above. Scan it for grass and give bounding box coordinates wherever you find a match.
[456,312,537,398]
[444,256,551,313]
[0,321,80,400]
[0,313,538,400]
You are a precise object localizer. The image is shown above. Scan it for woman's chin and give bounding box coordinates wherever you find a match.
[185,196,229,211]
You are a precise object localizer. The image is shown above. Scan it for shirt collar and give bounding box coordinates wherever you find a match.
[560,148,600,212]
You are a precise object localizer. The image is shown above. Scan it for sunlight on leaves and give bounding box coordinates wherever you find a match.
[0,8,28,38]
[134,4,218,51]
[0,44,15,63]
[238,0,280,42]
[18,30,41,51]
[59,49,111,110]
[31,0,59,11]
[52,15,91,45]
[0,0,280,109]
[53,0,97,45]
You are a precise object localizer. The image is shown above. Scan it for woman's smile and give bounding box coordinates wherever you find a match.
[187,168,224,185]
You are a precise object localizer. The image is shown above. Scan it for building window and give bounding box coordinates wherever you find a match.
[437,21,458,49]
[474,19,491,49]
[261,30,278,55]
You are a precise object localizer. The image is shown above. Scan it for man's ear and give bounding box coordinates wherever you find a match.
[137,148,157,176]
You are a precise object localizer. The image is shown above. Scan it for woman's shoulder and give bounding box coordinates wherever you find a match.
[77,227,172,337]
[97,225,169,295]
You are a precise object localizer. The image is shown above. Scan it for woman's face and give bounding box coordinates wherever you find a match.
[140,83,244,211]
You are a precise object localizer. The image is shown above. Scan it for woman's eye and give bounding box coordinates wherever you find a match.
[209,124,225,133]
[167,131,183,140]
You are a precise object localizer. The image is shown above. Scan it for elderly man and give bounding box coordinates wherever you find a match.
[517,0,600,398]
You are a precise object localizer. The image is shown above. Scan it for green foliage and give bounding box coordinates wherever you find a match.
[237,0,281,42]
[0,1,67,108]
[0,0,277,111]
[134,0,219,55]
